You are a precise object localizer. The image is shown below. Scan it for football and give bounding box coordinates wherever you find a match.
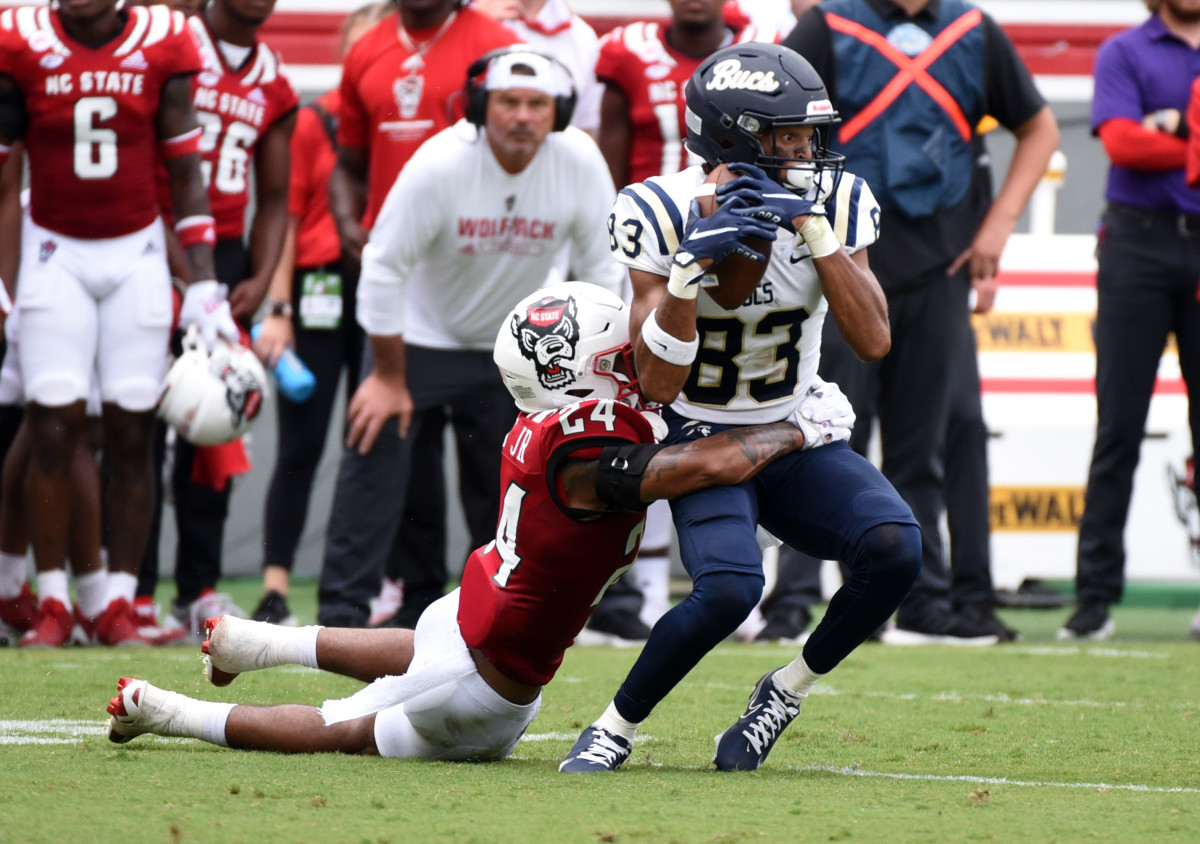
[692,163,772,310]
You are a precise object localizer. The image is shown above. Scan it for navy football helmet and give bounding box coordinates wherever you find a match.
[684,43,845,194]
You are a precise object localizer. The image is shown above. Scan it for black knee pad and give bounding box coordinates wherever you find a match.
[848,522,922,593]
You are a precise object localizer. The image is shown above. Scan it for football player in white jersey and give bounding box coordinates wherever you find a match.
[561,43,922,773]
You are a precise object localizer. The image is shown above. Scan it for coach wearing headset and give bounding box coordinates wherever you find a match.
[316,48,624,627]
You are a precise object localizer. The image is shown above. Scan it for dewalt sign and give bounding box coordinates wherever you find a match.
[972,313,1094,352]
[990,486,1085,532]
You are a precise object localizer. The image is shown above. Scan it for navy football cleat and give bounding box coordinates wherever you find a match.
[558,726,632,773]
[713,668,803,771]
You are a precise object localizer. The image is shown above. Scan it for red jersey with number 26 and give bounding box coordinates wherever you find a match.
[0,5,202,239]
[458,399,656,687]
[181,15,298,239]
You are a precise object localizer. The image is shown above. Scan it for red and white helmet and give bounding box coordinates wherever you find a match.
[494,281,642,413]
[157,325,268,445]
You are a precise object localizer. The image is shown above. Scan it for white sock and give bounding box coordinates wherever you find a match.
[593,701,640,743]
[294,625,321,669]
[0,551,27,598]
[774,653,822,698]
[632,553,670,627]
[200,702,237,747]
[75,570,108,619]
[35,569,70,608]
[104,571,138,606]
[147,684,235,747]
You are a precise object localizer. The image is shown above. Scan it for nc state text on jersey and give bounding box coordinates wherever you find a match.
[44,72,145,96]
[193,87,266,127]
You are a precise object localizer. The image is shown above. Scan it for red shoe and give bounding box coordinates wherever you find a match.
[19,598,74,648]
[96,598,188,647]
[0,582,38,633]
[71,605,98,646]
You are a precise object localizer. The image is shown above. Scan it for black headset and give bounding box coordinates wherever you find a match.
[464,47,577,132]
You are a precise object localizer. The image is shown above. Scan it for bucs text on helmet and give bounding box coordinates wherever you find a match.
[683,42,845,194]
[494,282,642,413]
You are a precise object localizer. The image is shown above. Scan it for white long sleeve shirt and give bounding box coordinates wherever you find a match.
[357,120,622,351]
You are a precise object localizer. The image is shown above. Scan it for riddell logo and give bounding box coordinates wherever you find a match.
[808,100,834,115]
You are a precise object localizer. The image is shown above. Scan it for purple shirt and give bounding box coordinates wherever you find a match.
[1091,14,1200,213]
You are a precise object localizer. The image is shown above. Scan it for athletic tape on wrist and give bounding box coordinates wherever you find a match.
[799,215,840,259]
[0,282,12,316]
[667,262,702,300]
[640,308,698,367]
[175,215,216,248]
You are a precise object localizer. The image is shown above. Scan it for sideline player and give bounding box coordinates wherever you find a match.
[560,43,921,773]
[147,0,299,638]
[0,0,233,646]
[106,281,855,759]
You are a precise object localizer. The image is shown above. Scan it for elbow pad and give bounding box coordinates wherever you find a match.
[594,443,669,511]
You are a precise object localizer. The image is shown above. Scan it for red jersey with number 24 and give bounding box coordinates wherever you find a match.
[0,4,202,239]
[458,399,655,687]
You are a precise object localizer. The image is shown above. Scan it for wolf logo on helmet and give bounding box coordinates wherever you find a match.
[511,294,581,391]
[494,282,643,414]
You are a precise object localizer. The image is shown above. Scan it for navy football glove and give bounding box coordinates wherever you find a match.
[717,162,826,234]
[669,198,779,298]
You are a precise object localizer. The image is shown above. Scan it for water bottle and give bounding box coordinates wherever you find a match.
[251,324,317,403]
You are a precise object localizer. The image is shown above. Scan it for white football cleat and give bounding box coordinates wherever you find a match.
[202,615,284,687]
[106,678,180,744]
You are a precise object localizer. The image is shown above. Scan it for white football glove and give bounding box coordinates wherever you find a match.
[793,376,855,450]
[180,279,240,350]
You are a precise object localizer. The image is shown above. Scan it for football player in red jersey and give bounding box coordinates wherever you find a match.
[0,0,234,646]
[105,282,854,759]
[137,0,299,640]
[596,0,780,191]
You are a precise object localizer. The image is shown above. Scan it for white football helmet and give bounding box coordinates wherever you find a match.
[158,325,269,445]
[494,281,642,413]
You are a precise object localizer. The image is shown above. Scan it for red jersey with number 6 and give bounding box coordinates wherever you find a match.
[174,14,298,239]
[0,4,202,239]
[458,399,655,686]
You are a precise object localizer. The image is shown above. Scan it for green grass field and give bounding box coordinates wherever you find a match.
[3,580,1199,844]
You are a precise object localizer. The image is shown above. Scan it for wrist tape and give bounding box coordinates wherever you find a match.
[640,308,698,367]
[799,215,840,259]
[667,262,703,300]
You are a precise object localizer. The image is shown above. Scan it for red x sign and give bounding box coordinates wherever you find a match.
[825,9,982,145]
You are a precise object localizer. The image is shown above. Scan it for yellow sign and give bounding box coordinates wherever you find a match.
[990,486,1085,532]
[973,313,1178,354]
[972,313,1094,352]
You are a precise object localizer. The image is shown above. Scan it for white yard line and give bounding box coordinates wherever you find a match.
[789,765,1200,794]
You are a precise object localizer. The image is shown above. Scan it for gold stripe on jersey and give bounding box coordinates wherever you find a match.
[831,173,856,247]
[113,6,150,57]
[624,183,681,256]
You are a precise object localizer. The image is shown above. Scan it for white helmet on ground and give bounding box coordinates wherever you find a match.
[495,281,642,413]
[158,325,269,445]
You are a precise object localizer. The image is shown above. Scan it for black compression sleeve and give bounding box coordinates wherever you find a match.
[594,443,670,512]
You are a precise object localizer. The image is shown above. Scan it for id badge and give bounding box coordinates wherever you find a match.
[299,271,342,329]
